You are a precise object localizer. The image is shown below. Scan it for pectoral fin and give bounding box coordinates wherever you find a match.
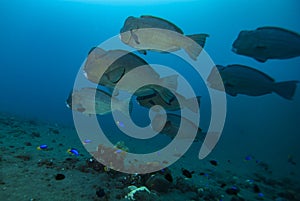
[254,57,267,62]
[138,50,147,55]
[255,45,267,50]
[107,87,119,97]
[254,45,268,62]
[225,87,238,97]
[131,30,140,44]
[184,96,201,113]
[157,88,174,104]
[108,67,125,84]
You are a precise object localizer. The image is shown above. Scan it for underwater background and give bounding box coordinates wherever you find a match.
[1,0,300,200]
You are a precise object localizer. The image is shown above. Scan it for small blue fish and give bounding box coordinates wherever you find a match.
[258,193,264,197]
[82,139,92,145]
[245,155,253,161]
[114,149,122,154]
[67,148,79,156]
[231,186,238,190]
[37,144,48,150]
[116,120,125,127]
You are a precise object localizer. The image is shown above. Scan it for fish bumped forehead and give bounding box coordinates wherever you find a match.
[88,47,106,58]
[120,17,138,44]
[121,16,139,33]
[84,48,107,72]
[85,49,128,75]
[233,30,258,49]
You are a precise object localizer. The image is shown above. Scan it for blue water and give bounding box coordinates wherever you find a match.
[1,0,300,179]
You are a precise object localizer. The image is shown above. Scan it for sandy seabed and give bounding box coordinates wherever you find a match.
[0,112,299,201]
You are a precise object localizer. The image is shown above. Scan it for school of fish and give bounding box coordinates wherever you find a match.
[66,15,299,142]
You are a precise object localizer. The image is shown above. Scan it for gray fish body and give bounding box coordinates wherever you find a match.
[66,87,114,115]
[136,86,201,113]
[84,48,154,89]
[66,87,130,115]
[120,15,209,60]
[207,64,298,99]
[120,15,184,34]
[136,89,182,111]
[232,27,300,62]
[151,113,203,141]
[83,47,178,103]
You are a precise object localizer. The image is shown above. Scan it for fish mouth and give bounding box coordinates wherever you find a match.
[119,31,131,44]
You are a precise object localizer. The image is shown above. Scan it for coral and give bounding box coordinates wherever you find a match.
[145,174,171,193]
[114,141,129,152]
[125,186,151,201]
[93,143,127,171]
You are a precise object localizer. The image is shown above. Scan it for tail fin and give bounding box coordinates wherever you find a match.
[184,96,201,113]
[273,81,298,100]
[114,98,133,118]
[184,34,209,60]
[156,75,178,103]
[195,130,206,143]
[161,74,178,90]
[186,34,209,48]
[156,88,174,104]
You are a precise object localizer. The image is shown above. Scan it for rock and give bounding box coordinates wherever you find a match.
[226,186,240,195]
[175,177,197,193]
[24,142,32,146]
[145,174,171,193]
[96,187,105,198]
[278,190,296,200]
[55,173,65,180]
[31,132,40,138]
[15,155,31,161]
[230,197,245,201]
[275,197,289,201]
[253,184,261,193]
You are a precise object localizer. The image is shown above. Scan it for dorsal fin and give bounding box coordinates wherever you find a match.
[227,64,275,82]
[140,15,184,34]
[257,26,300,37]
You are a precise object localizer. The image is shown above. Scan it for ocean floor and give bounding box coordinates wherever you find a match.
[0,112,299,201]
